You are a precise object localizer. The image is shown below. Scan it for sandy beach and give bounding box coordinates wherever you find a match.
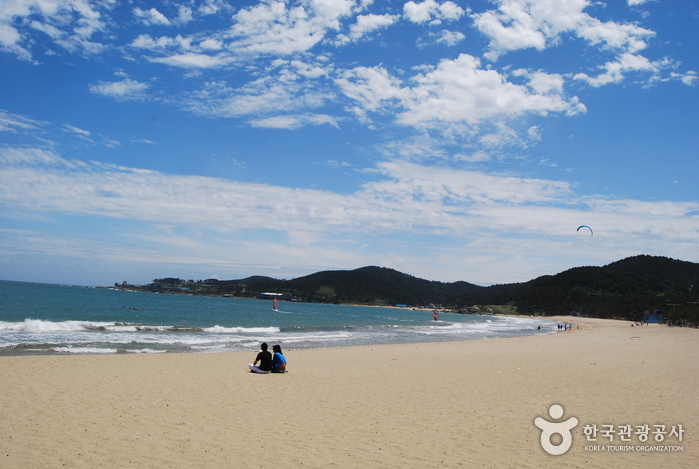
[1,317,697,468]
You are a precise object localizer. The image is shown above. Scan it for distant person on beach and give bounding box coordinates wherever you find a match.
[249,342,273,374]
[271,344,287,373]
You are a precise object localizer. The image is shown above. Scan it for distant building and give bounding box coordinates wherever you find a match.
[256,292,301,302]
[643,310,663,323]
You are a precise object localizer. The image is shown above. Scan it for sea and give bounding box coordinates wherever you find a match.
[0,280,559,355]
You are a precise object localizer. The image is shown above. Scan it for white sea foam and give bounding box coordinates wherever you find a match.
[0,319,114,332]
[204,325,280,333]
[53,347,119,354]
[131,348,167,354]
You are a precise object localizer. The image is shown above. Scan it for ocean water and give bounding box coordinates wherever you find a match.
[0,280,558,355]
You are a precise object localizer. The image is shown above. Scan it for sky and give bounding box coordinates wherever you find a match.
[0,0,698,287]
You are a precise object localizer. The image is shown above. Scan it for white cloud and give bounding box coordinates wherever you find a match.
[177,5,194,24]
[290,59,329,78]
[132,5,196,26]
[334,13,399,44]
[186,64,336,120]
[200,38,224,50]
[250,113,340,129]
[3,147,697,281]
[198,0,229,16]
[227,0,355,55]
[0,20,29,60]
[149,52,233,69]
[130,34,185,51]
[131,0,364,66]
[89,78,150,101]
[62,123,91,139]
[674,71,697,87]
[403,0,465,24]
[0,146,79,168]
[574,52,656,86]
[0,0,111,60]
[431,29,465,46]
[249,115,302,129]
[455,151,491,163]
[0,109,46,132]
[474,0,655,61]
[335,66,408,119]
[60,123,119,147]
[367,160,573,204]
[337,54,584,132]
[133,7,171,26]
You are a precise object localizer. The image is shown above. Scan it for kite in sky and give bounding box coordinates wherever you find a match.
[577,225,593,237]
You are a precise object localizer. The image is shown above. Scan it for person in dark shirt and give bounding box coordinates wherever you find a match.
[248,342,273,373]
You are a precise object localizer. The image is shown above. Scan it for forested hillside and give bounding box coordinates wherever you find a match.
[137,255,699,324]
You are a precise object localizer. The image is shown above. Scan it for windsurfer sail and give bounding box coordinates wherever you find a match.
[273,297,279,311]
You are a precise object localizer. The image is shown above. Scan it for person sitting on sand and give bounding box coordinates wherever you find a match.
[248,342,273,374]
[271,344,287,373]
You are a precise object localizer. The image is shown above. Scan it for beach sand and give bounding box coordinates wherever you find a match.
[1,317,697,468]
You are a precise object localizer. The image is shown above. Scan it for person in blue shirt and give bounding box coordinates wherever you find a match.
[271,344,287,373]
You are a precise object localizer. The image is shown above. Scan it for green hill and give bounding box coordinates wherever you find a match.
[284,266,482,305]
[510,255,699,321]
[141,255,699,324]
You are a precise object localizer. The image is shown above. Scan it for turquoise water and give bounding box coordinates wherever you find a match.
[0,280,558,354]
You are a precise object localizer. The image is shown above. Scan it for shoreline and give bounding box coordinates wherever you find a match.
[1,317,696,468]
[1,310,563,357]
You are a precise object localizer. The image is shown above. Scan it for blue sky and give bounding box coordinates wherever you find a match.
[1,0,698,287]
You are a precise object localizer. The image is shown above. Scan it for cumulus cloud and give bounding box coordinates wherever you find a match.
[429,30,465,47]
[130,0,363,67]
[0,0,111,60]
[133,7,171,26]
[227,0,355,55]
[574,51,657,86]
[89,78,150,101]
[404,55,585,125]
[336,54,585,134]
[403,0,465,24]
[198,0,230,16]
[333,13,400,44]
[675,71,698,87]
[335,66,407,117]
[473,0,654,61]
